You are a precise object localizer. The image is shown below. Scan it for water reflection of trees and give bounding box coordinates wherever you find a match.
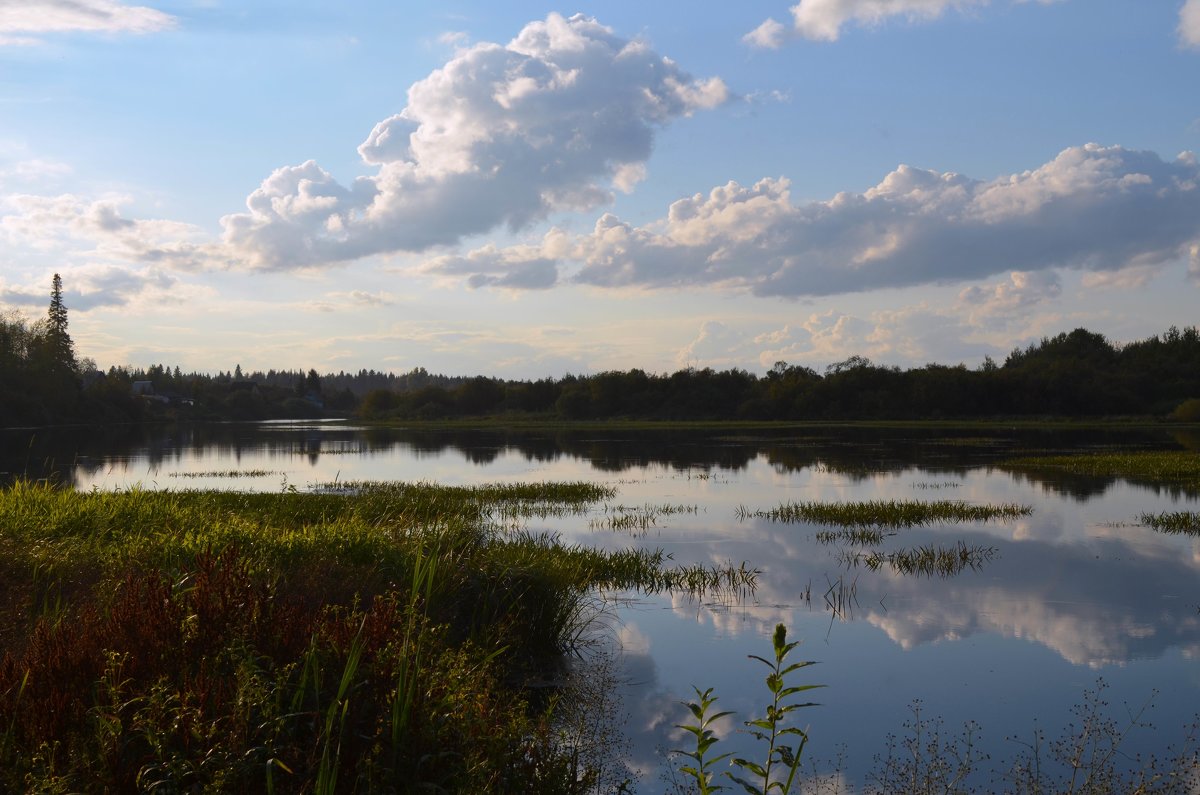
[1002,468,1200,501]
[3,423,1194,497]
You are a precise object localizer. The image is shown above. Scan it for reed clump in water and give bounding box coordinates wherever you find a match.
[589,503,701,534]
[815,527,890,546]
[739,499,1031,528]
[841,541,999,578]
[1140,510,1200,535]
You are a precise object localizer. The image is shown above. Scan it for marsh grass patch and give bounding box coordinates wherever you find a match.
[739,499,1031,528]
[1002,450,1200,484]
[1140,510,1200,535]
[0,478,742,792]
[167,469,281,478]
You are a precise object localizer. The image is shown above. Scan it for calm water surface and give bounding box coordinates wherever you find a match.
[4,422,1199,790]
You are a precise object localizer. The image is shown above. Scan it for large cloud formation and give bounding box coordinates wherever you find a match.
[221,13,728,271]
[440,144,1200,298]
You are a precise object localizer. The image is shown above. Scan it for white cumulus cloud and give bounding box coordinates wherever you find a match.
[440,144,1199,299]
[221,13,729,271]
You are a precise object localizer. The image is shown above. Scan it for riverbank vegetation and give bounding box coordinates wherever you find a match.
[0,480,760,792]
[5,276,1200,427]
[1001,450,1200,489]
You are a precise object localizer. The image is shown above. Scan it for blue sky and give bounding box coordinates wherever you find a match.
[2,0,1198,378]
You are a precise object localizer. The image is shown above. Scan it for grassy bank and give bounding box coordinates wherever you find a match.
[0,480,748,793]
[1001,450,1200,487]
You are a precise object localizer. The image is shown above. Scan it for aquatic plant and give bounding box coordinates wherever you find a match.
[168,469,281,478]
[1139,511,1200,536]
[822,576,858,620]
[739,499,1031,528]
[814,528,889,546]
[590,503,702,534]
[842,542,998,578]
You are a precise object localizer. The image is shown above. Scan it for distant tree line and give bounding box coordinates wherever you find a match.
[2,276,1199,427]
[354,326,1200,422]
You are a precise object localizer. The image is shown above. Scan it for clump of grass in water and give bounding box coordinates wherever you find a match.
[168,469,280,478]
[1140,510,1200,535]
[648,561,760,601]
[841,542,998,578]
[739,499,1031,528]
[815,527,890,546]
[589,503,702,534]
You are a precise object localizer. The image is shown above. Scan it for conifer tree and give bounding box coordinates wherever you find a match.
[46,273,76,375]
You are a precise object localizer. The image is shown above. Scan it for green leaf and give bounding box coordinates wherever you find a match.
[780,661,817,676]
[731,758,768,778]
[725,772,766,795]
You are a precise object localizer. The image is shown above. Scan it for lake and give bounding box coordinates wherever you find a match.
[4,421,1199,791]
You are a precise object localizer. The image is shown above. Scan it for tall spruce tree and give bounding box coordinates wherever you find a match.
[46,273,76,375]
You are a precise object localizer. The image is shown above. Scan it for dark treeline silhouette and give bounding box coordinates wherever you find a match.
[3,276,1200,427]
[357,327,1200,422]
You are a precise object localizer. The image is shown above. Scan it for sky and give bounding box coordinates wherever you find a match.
[1,0,1199,379]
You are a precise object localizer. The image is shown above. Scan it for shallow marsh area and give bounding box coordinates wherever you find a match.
[2,422,1199,792]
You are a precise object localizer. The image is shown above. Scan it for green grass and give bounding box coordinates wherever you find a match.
[1140,510,1200,535]
[0,478,730,793]
[589,503,701,534]
[739,499,1032,528]
[1001,451,1200,484]
[842,542,999,578]
[815,527,891,546]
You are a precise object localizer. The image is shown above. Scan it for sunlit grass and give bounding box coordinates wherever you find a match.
[738,499,1031,527]
[0,478,744,792]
